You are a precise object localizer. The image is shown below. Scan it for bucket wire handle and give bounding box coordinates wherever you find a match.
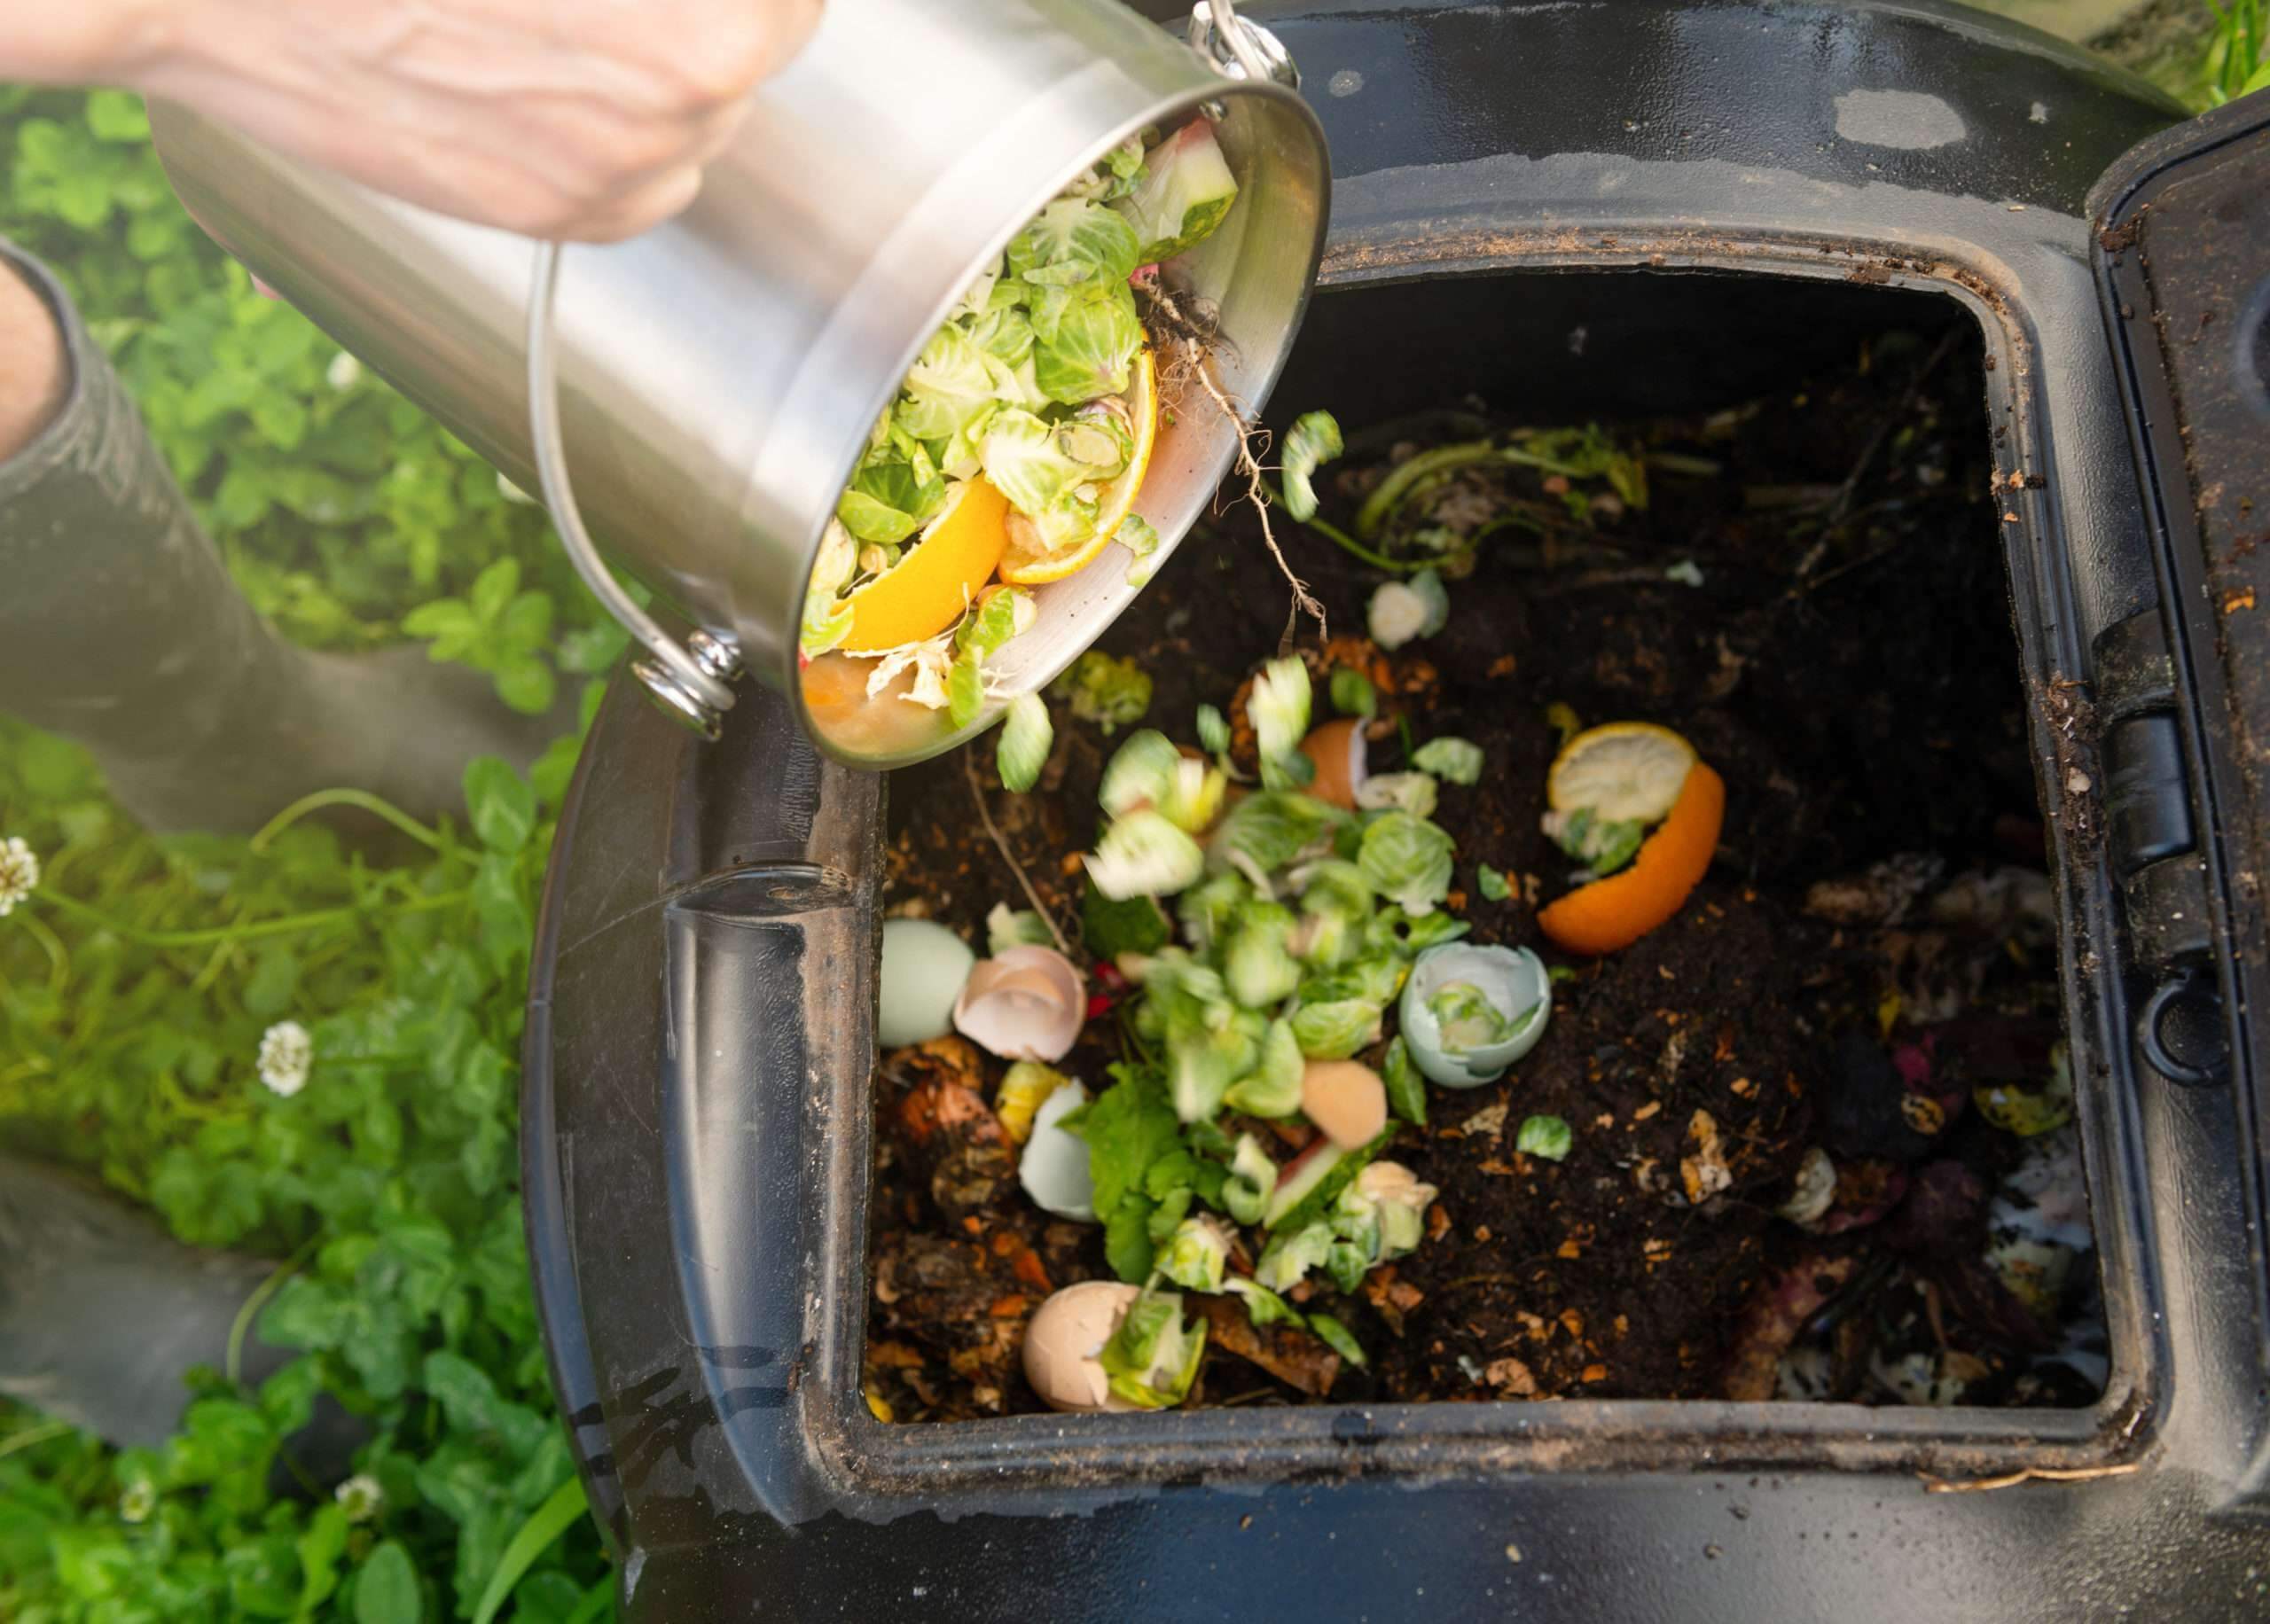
[526,241,741,738]
[1192,0,1298,87]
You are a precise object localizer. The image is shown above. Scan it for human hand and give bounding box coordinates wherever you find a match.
[10,0,823,242]
[0,259,68,462]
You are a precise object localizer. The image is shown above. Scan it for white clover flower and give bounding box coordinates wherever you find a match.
[0,835,38,917]
[257,1020,314,1097]
[335,1472,384,1522]
[119,1479,157,1524]
[325,350,364,391]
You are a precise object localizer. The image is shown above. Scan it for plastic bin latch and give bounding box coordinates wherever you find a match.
[2092,608,2229,1087]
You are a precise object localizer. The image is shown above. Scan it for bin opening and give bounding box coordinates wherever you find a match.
[864,268,2107,1422]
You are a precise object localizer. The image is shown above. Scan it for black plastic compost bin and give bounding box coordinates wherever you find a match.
[521,4,2270,1615]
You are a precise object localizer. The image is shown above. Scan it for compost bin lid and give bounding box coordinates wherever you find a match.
[2087,95,2267,1097]
[2087,90,2269,683]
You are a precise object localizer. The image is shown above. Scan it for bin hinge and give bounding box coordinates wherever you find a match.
[2092,608,2229,1087]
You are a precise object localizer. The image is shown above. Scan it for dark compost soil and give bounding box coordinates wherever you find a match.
[864,321,2102,1421]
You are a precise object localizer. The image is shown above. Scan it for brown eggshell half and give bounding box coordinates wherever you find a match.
[1022,1280,1144,1413]
[1302,1058,1389,1149]
[1299,719,1369,811]
[952,945,1086,1063]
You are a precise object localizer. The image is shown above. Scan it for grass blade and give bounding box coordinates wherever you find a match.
[470,1474,591,1624]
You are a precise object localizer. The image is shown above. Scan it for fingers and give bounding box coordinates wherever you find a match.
[533,0,817,238]
[558,161,708,244]
[520,82,758,240]
[661,0,826,111]
[127,0,823,239]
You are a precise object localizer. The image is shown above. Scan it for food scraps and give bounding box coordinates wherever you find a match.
[802,120,1244,731]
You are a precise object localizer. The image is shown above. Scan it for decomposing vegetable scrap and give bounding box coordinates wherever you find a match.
[995,1059,1072,1144]
[1368,570,1448,651]
[1516,1114,1573,1162]
[1330,666,1378,720]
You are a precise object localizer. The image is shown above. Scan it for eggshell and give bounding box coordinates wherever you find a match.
[1018,1081,1096,1221]
[1299,719,1369,811]
[1357,1160,1427,1206]
[986,966,1067,1006]
[1022,1280,1143,1413]
[1397,942,1553,1087]
[877,917,975,1049]
[954,945,1086,1062]
[1302,1058,1389,1149]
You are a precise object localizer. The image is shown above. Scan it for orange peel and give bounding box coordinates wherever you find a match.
[998,348,1159,586]
[1538,762,1725,955]
[1547,721,1696,824]
[840,477,1011,654]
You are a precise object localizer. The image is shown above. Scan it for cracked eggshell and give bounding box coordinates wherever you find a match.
[953,945,1086,1062]
[1398,942,1552,1087]
[877,917,975,1050]
[1357,1159,1430,1206]
[1018,1080,1096,1221]
[1022,1280,1144,1413]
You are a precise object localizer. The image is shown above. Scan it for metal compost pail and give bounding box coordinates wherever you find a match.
[149,0,1329,763]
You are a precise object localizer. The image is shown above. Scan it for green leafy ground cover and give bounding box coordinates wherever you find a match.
[1,89,617,1622]
[2196,0,2270,101]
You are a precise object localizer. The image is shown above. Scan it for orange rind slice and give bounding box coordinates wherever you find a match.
[1538,761,1725,955]
[840,477,1012,654]
[998,349,1159,587]
[1546,721,1697,825]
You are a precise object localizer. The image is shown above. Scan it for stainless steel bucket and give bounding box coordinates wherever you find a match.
[149,0,1328,764]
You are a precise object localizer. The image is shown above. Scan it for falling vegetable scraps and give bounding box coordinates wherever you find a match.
[800,120,1243,734]
[1054,650,1154,734]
